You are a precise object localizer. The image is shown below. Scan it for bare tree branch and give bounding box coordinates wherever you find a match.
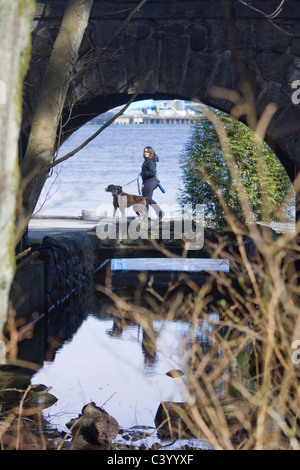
[71,0,149,84]
[103,0,149,52]
[238,0,285,19]
[238,0,300,36]
[50,71,153,168]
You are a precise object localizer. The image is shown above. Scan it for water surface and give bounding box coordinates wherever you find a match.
[32,300,217,440]
[36,124,192,218]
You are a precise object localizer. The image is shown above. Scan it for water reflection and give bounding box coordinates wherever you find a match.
[141,318,158,375]
[31,290,218,433]
[106,313,159,375]
[0,281,95,412]
[4,254,249,448]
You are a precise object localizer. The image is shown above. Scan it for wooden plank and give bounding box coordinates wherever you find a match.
[111,258,229,272]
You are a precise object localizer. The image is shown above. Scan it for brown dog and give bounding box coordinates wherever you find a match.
[105,184,148,218]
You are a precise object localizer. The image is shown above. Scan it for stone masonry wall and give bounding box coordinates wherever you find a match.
[10,232,95,320]
[21,0,300,180]
[31,233,95,312]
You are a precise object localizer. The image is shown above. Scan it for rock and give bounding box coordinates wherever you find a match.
[166,369,184,378]
[24,385,58,411]
[66,402,119,447]
[155,399,256,443]
[154,401,199,439]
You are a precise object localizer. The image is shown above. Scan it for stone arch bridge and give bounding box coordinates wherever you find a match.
[23,0,300,187]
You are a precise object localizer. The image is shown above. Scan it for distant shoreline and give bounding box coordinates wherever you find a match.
[87,117,194,126]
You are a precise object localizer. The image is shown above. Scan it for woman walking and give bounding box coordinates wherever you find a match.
[140,146,164,219]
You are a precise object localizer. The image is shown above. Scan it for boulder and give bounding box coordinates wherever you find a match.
[66,402,119,447]
[154,401,200,439]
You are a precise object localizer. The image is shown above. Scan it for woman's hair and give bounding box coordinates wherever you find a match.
[144,146,157,159]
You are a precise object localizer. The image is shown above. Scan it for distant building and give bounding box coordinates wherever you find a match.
[87,100,202,126]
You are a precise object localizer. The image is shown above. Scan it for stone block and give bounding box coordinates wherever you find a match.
[9,261,45,320]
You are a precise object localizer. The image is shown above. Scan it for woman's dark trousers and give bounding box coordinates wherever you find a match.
[142,179,163,218]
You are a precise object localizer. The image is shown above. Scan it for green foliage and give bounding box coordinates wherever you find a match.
[178,110,294,227]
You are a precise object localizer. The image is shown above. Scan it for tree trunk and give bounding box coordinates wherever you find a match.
[0,0,35,345]
[16,0,94,244]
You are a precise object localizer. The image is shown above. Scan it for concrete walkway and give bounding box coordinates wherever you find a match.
[28,216,296,241]
[28,217,98,240]
[28,216,149,239]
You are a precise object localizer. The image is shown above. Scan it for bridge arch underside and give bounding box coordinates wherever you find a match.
[26,1,300,186]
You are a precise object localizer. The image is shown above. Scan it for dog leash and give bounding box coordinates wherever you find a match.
[123,173,142,195]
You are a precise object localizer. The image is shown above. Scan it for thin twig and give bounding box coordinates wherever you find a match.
[50,70,153,168]
[102,0,149,52]
[238,0,300,36]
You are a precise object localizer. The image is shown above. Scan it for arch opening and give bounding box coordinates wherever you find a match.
[58,90,297,185]
[34,97,295,231]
